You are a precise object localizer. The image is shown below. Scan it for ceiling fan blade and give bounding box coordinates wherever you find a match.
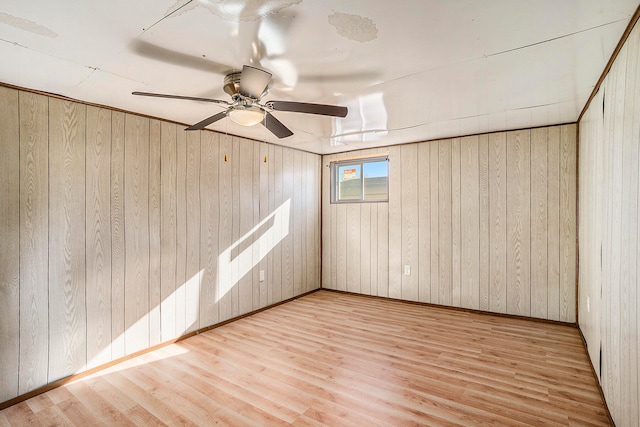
[131,40,233,75]
[132,91,230,105]
[185,111,228,131]
[263,112,293,139]
[267,100,348,118]
[238,65,272,99]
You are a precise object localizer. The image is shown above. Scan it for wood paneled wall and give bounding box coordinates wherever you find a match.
[0,86,321,403]
[579,20,640,427]
[322,124,577,322]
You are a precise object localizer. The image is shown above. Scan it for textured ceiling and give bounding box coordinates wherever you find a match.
[0,0,638,154]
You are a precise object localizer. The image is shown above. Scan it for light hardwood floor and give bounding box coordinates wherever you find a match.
[0,290,610,426]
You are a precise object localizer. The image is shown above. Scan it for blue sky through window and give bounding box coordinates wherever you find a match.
[364,160,388,178]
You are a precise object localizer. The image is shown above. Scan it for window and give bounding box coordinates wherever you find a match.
[331,156,389,203]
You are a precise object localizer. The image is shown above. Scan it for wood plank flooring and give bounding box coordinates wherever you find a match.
[0,290,610,426]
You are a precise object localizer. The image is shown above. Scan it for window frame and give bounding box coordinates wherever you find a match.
[330,155,389,204]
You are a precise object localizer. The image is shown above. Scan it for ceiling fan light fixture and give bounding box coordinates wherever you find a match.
[132,65,347,137]
[228,105,265,126]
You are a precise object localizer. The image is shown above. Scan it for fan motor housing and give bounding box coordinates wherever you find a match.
[223,71,242,96]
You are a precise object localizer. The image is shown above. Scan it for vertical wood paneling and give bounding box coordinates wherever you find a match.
[506,129,531,316]
[200,132,219,326]
[373,148,387,296]
[48,98,87,381]
[322,155,332,289]
[369,200,379,296]
[489,132,507,313]
[577,114,589,343]
[46,114,89,386]
[451,138,461,306]
[218,135,233,321]
[2,81,590,406]
[430,141,440,303]
[388,145,402,299]
[608,66,617,407]
[331,155,340,291]
[267,143,276,303]
[175,129,188,331]
[238,139,253,314]
[578,106,590,334]
[547,126,561,321]
[321,126,576,325]
[579,88,604,373]
[1,87,323,403]
[593,87,604,376]
[601,67,618,409]
[315,156,322,289]
[619,29,639,424]
[315,155,322,290]
[478,134,490,311]
[19,91,49,394]
[346,203,361,294]
[559,125,577,322]
[148,120,161,345]
[259,143,269,306]
[530,127,549,319]
[418,143,430,303]
[231,137,240,317]
[460,135,479,310]
[185,131,201,331]
[358,154,372,295]
[300,151,309,294]
[293,150,303,296]
[110,111,125,359]
[611,57,625,415]
[579,24,640,425]
[324,154,334,290]
[272,145,283,302]
[307,153,318,293]
[252,142,260,306]
[360,202,371,295]
[336,202,347,291]
[401,144,419,301]
[377,201,389,297]
[438,140,452,305]
[160,122,177,341]
[124,114,150,355]
[85,106,112,369]
[325,154,335,290]
[0,86,20,401]
[624,28,640,425]
[281,147,294,299]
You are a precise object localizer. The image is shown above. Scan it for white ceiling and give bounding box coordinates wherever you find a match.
[0,1,638,154]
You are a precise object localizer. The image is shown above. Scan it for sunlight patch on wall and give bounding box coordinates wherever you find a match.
[217,198,291,302]
[86,269,204,370]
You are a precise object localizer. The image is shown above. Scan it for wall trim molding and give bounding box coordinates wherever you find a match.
[578,3,640,123]
[0,81,318,155]
[320,288,578,328]
[577,327,615,426]
[0,288,321,411]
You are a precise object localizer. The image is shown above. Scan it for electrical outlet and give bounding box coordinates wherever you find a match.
[259,270,265,282]
[403,265,411,276]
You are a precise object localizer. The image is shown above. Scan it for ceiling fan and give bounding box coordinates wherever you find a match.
[132,65,348,138]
